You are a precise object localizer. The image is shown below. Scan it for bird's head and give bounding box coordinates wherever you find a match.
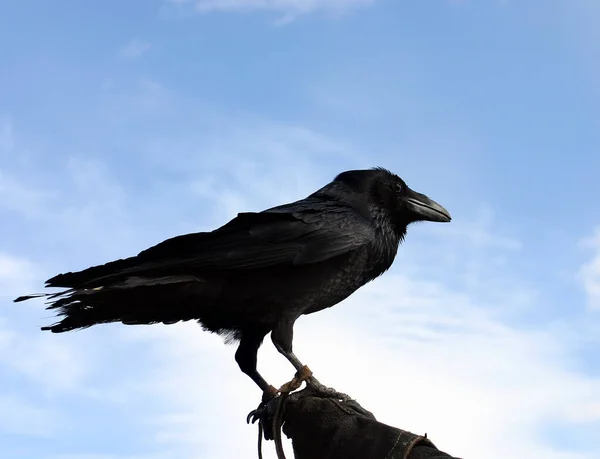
[333,167,451,230]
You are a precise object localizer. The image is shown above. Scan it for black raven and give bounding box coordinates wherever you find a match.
[15,167,450,398]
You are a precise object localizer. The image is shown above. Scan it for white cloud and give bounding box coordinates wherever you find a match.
[118,39,152,60]
[0,169,57,218]
[579,228,600,310]
[0,394,61,437]
[138,115,357,224]
[0,255,89,443]
[0,122,58,218]
[0,253,40,298]
[167,0,377,23]
[0,319,88,392]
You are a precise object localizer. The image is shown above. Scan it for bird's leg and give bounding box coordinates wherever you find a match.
[238,331,283,430]
[271,319,352,402]
[271,318,312,379]
[235,332,278,401]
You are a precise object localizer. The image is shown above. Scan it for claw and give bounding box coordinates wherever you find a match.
[247,394,281,442]
[247,390,280,424]
[246,395,279,424]
[247,408,261,425]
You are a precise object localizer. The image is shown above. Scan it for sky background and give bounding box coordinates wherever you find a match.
[1,0,600,458]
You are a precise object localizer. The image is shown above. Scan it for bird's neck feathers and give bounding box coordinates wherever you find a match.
[368,203,404,276]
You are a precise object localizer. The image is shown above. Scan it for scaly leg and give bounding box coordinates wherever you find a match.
[235,331,278,401]
[270,319,351,401]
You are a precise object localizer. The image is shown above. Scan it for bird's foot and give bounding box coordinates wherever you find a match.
[246,366,312,439]
[247,394,279,426]
[278,365,313,394]
[247,386,283,443]
[246,385,279,425]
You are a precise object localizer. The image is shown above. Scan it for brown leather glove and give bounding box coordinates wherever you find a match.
[273,388,458,459]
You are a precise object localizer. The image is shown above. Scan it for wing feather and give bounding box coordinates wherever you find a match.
[97,203,373,282]
[46,200,375,289]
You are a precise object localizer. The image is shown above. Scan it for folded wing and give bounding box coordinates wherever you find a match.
[44,199,375,290]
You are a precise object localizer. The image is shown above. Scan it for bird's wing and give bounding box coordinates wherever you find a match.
[45,200,375,288]
[134,201,374,272]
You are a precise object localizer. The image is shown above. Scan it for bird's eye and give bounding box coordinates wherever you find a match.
[394,183,403,193]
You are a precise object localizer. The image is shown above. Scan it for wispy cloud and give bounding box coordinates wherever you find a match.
[137,114,357,224]
[0,254,87,446]
[118,40,152,60]
[0,318,88,393]
[0,394,61,437]
[0,253,39,296]
[165,0,378,23]
[0,169,55,218]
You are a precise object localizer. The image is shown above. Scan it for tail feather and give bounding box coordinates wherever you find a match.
[20,275,207,333]
[45,257,139,289]
[15,293,52,302]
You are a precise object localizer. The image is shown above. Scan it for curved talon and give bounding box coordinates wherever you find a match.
[247,401,278,425]
[247,386,280,425]
[247,408,261,425]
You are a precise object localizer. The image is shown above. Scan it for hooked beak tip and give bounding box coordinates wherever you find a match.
[405,195,451,223]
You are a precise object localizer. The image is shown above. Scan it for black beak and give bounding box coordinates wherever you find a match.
[405,191,451,223]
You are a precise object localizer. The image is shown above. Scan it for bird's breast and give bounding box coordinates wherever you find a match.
[298,248,383,315]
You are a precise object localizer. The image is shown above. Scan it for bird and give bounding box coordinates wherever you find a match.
[15,167,451,400]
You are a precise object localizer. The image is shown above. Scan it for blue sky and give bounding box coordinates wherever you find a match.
[1,1,600,458]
